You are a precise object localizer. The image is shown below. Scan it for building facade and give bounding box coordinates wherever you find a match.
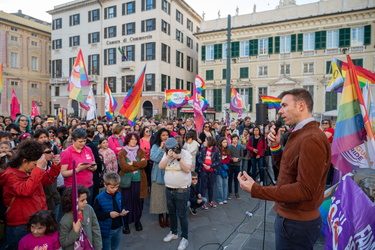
[0,10,51,117]
[196,0,375,120]
[48,0,201,118]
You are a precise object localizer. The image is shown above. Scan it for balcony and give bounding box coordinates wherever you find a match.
[258,55,269,61]
[325,48,340,55]
[49,77,69,85]
[279,53,291,59]
[205,60,215,65]
[302,51,315,57]
[350,46,365,53]
[239,56,250,63]
[121,61,135,70]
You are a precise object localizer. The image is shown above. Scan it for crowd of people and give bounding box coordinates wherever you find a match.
[0,96,335,250]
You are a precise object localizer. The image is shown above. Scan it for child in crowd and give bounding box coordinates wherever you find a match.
[0,141,12,172]
[216,138,231,205]
[18,210,61,250]
[188,171,207,215]
[98,138,118,173]
[228,134,243,200]
[94,172,127,250]
[59,186,102,250]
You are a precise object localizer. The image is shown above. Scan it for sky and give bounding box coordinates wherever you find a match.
[1,0,318,23]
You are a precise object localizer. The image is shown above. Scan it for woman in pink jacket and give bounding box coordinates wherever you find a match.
[108,125,125,158]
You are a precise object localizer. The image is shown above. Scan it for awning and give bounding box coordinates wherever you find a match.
[321,110,338,117]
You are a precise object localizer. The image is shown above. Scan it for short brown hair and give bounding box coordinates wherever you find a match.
[279,88,314,113]
[61,186,90,213]
[205,136,216,148]
[112,125,124,135]
[104,172,121,185]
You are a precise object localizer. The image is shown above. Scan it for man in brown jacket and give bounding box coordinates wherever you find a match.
[238,88,331,250]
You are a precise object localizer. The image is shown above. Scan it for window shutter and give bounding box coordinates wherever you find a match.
[248,87,253,112]
[104,28,107,39]
[69,16,72,26]
[291,34,296,52]
[114,6,117,17]
[325,92,337,111]
[222,68,226,79]
[104,49,107,65]
[214,89,222,112]
[326,61,332,74]
[122,3,125,15]
[268,37,273,54]
[339,28,350,47]
[201,46,206,61]
[249,39,258,56]
[297,34,303,51]
[104,8,108,19]
[315,31,321,50]
[141,21,145,32]
[274,36,280,54]
[88,11,91,22]
[168,76,171,89]
[352,59,363,67]
[153,0,156,9]
[141,44,145,61]
[315,31,326,50]
[231,41,239,57]
[201,89,205,98]
[364,25,371,45]
[214,44,222,59]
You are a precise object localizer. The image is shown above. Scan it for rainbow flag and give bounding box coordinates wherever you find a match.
[104,82,117,119]
[187,95,209,111]
[193,81,205,132]
[230,87,246,115]
[195,75,205,94]
[119,65,146,125]
[68,49,90,102]
[259,95,281,110]
[0,64,3,95]
[331,55,375,174]
[165,89,191,108]
[326,58,344,92]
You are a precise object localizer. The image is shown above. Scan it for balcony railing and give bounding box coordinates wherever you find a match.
[350,46,365,53]
[279,53,291,59]
[302,51,315,57]
[325,48,340,55]
[258,55,269,61]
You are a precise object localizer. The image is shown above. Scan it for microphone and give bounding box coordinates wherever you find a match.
[245,211,253,217]
[274,120,282,135]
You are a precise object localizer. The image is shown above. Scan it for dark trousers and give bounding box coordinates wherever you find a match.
[200,171,216,202]
[274,214,322,250]
[228,165,240,194]
[166,188,189,239]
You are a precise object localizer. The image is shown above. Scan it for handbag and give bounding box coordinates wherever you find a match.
[119,172,132,189]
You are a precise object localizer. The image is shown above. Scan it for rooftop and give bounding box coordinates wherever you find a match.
[0,10,51,34]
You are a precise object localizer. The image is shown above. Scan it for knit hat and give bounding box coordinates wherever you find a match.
[47,117,55,123]
[165,138,178,150]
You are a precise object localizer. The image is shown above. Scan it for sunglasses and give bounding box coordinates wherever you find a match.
[11,133,19,136]
[145,130,150,132]
[322,122,329,125]
[204,126,210,128]
[192,178,198,180]
[44,150,53,154]
[226,129,230,130]
[48,131,55,133]
[124,128,130,131]
[19,119,28,122]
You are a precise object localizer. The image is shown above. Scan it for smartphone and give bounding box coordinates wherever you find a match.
[91,163,97,166]
[81,162,91,165]
[120,210,129,215]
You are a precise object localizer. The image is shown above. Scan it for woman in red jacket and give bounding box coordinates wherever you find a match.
[0,140,61,249]
[108,125,125,158]
[246,126,266,184]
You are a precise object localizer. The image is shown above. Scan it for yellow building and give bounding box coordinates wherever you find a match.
[196,0,375,120]
[0,10,51,117]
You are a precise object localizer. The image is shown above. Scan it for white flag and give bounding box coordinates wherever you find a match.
[86,86,96,120]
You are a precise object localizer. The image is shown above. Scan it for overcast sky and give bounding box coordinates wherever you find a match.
[1,0,317,23]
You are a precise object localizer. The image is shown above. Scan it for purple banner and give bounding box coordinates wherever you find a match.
[325,176,375,249]
[72,160,78,222]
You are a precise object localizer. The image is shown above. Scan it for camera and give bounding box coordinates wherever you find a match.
[171,147,181,155]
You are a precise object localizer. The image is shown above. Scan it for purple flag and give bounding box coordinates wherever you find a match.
[325,176,375,249]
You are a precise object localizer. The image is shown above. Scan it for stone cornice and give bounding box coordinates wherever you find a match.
[47,0,98,15]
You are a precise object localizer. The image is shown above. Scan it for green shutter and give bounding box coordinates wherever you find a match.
[214,89,222,112]
[168,76,171,89]
[297,34,303,51]
[240,67,248,78]
[201,46,206,61]
[214,44,222,59]
[326,61,332,74]
[268,37,273,54]
[325,92,337,111]
[248,87,253,112]
[364,25,371,45]
[315,31,327,50]
[161,74,165,91]
[231,41,239,57]
[339,28,350,47]
[249,39,258,56]
[291,34,296,52]
[206,70,214,80]
[352,59,363,67]
[222,68,226,79]
[315,31,321,50]
[274,36,280,54]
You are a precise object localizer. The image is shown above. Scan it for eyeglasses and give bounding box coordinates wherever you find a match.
[145,130,150,132]
[204,126,210,128]
[19,119,27,122]
[322,122,329,125]
[11,133,19,136]
[192,178,198,180]
[44,150,53,154]
[48,131,55,133]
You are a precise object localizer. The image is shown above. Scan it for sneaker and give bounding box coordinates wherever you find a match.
[189,207,197,215]
[209,201,217,209]
[223,200,228,204]
[235,193,241,200]
[163,231,178,242]
[202,204,208,211]
[218,201,224,205]
[227,194,232,200]
[260,181,263,186]
[177,238,189,250]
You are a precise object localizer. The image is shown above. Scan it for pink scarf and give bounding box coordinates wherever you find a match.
[124,145,139,161]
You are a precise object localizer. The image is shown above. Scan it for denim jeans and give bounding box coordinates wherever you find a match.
[251,157,264,181]
[102,227,121,250]
[5,224,27,250]
[200,171,216,202]
[215,175,228,202]
[166,187,189,239]
[187,197,207,209]
[228,165,240,194]
[274,214,322,250]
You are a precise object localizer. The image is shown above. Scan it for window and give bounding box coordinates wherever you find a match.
[222,68,226,79]
[280,36,291,53]
[88,32,99,44]
[327,30,339,48]
[325,91,337,111]
[161,43,170,63]
[123,1,136,15]
[304,85,314,99]
[161,20,170,35]
[104,48,116,65]
[222,44,228,59]
[176,78,184,89]
[125,45,135,61]
[105,6,117,19]
[144,74,155,91]
[303,33,315,51]
[240,41,249,57]
[122,75,135,92]
[176,50,184,68]
[31,41,38,46]
[213,89,222,112]
[259,39,268,55]
[142,0,156,11]
[11,81,19,86]
[11,52,18,68]
[280,63,291,75]
[11,27,18,31]
[205,45,214,60]
[326,61,332,74]
[31,83,38,88]
[51,59,62,78]
[141,42,155,61]
[69,57,76,71]
[123,23,136,35]
[162,0,170,14]
[258,66,268,77]
[88,9,100,22]
[352,58,364,67]
[187,19,193,32]
[105,77,117,93]
[187,56,193,72]
[104,26,117,38]
[31,33,38,37]
[69,14,80,26]
[187,37,193,49]
[206,70,214,80]
[69,36,80,47]
[55,86,60,96]
[303,62,314,74]
[240,67,249,78]
[176,10,183,24]
[176,29,183,43]
[88,54,100,74]
[187,81,193,92]
[10,36,18,42]
[52,18,62,30]
[258,87,267,102]
[52,39,62,49]
[31,56,38,71]
[161,74,169,91]
[141,19,156,32]
[351,27,364,46]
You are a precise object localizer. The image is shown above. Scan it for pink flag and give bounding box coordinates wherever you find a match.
[30,101,39,119]
[11,89,20,120]
[193,82,205,133]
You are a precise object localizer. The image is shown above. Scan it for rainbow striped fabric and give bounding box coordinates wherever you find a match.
[68,49,90,102]
[104,82,117,119]
[230,87,246,114]
[187,95,209,111]
[259,95,281,109]
[119,65,146,125]
[195,75,206,94]
[165,89,191,108]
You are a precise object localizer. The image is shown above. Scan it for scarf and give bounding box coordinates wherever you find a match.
[124,145,139,162]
